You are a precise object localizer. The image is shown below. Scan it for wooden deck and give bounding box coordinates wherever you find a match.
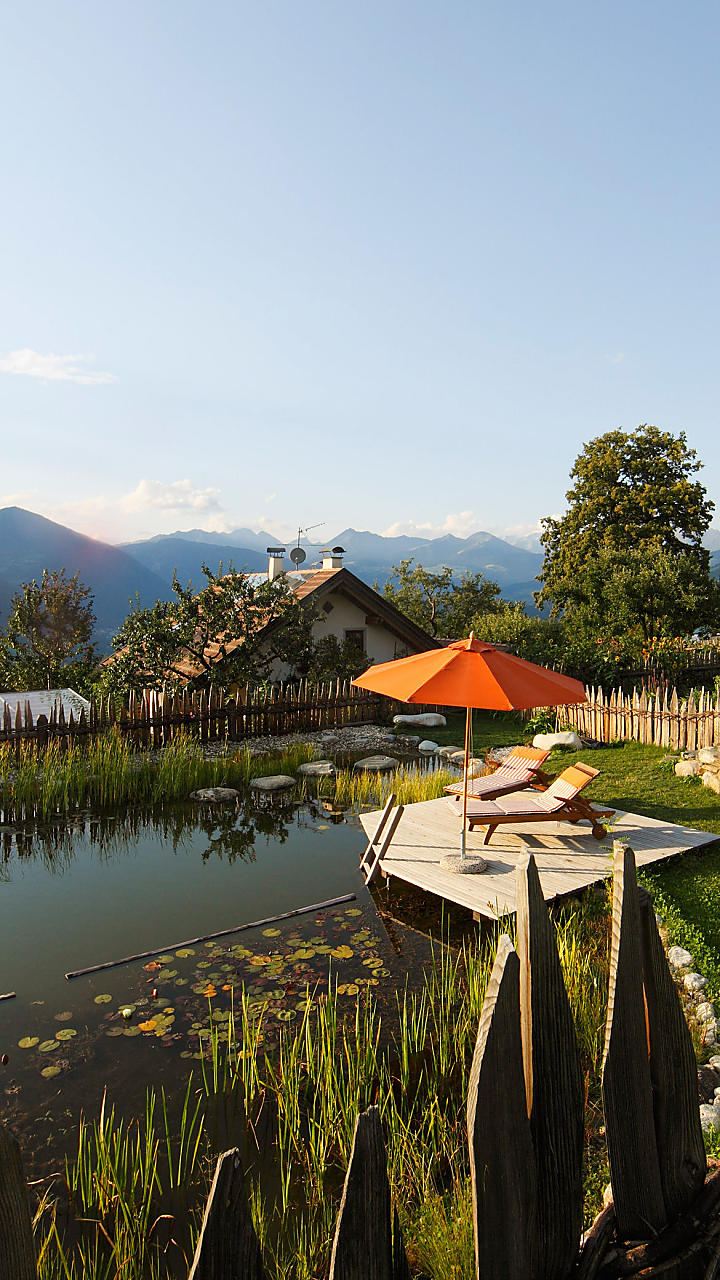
[359,795,718,920]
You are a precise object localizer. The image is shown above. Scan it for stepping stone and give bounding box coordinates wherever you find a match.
[418,740,440,752]
[250,774,296,791]
[353,755,399,772]
[297,761,336,777]
[189,787,241,802]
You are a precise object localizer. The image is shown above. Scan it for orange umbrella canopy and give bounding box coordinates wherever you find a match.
[352,636,586,711]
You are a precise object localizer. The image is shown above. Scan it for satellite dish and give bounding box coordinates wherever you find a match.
[289,547,306,565]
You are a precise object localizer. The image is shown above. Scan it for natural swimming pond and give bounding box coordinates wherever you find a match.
[0,783,444,1176]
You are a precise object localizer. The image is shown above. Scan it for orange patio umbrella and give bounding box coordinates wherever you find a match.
[352,635,586,870]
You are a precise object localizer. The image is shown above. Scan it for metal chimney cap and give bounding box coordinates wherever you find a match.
[332,545,345,554]
[266,546,286,555]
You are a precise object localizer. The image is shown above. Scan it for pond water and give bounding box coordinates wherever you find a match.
[0,786,441,1176]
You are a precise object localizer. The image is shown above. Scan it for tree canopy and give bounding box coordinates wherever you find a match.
[1,569,97,691]
[537,425,717,636]
[381,559,502,638]
[104,565,318,695]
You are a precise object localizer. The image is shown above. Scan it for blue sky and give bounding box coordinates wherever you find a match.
[1,1,719,545]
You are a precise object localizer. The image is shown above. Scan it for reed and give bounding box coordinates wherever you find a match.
[330,763,458,809]
[0,731,316,820]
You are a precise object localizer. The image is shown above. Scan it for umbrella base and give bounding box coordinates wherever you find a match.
[439,853,488,875]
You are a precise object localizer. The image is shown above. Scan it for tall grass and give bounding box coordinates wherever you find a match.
[0,732,316,820]
[330,764,458,809]
[34,905,612,1279]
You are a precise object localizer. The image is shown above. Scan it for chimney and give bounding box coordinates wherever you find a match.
[321,545,345,570]
[267,547,286,581]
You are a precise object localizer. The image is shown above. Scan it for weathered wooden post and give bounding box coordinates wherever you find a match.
[329,1106,408,1280]
[187,1147,264,1280]
[0,1122,36,1280]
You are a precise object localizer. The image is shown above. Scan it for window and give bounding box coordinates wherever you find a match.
[344,629,366,653]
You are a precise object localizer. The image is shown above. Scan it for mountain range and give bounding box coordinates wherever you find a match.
[1,506,718,652]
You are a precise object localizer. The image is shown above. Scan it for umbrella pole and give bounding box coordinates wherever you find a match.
[461,705,472,860]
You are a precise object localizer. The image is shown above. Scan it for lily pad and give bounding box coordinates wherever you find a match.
[56,1029,77,1041]
[346,908,363,916]
[41,1065,61,1078]
[337,983,359,996]
[106,1027,124,1037]
[175,948,195,958]
[123,1026,141,1037]
[157,954,174,964]
[94,994,112,1004]
[18,1037,39,1049]
[276,1009,297,1021]
[331,945,353,960]
[54,1010,73,1022]
[38,1040,59,1053]
[139,1019,158,1032]
[249,955,272,967]
[262,928,281,937]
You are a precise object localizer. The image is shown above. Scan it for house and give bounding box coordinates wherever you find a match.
[0,688,91,721]
[265,546,441,677]
[160,547,440,686]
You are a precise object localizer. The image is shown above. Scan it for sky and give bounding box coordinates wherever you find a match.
[1,1,719,548]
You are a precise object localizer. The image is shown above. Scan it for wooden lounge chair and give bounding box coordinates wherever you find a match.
[444,745,552,802]
[462,762,615,845]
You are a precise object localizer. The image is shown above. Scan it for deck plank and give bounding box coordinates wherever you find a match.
[358,797,717,920]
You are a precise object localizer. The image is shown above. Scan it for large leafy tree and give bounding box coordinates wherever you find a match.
[2,569,97,692]
[381,558,502,638]
[538,425,717,636]
[104,565,318,695]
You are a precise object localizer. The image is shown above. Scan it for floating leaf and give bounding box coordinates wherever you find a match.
[331,945,353,960]
[157,954,174,964]
[337,983,359,996]
[175,978,188,986]
[346,908,362,917]
[378,968,391,977]
[262,928,281,937]
[175,948,195,958]
[197,961,211,969]
[123,1026,141,1037]
[94,994,112,1005]
[276,1009,297,1021]
[38,1040,59,1053]
[18,1037,39,1049]
[41,1065,61,1078]
[56,1029,77,1041]
[249,955,272,967]
[363,958,383,969]
[54,1011,73,1022]
[157,969,178,981]
[143,961,161,972]
[292,948,316,960]
[139,1019,158,1032]
[106,1027,124,1037]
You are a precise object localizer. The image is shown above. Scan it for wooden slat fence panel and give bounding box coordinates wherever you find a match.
[517,854,584,1278]
[559,684,720,749]
[467,935,537,1280]
[602,843,667,1239]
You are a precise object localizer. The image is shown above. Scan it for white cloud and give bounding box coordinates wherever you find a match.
[0,479,232,542]
[381,510,481,539]
[0,348,116,385]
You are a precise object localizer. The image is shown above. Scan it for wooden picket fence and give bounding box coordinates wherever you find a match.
[0,680,389,753]
[561,684,720,751]
[2,844,719,1278]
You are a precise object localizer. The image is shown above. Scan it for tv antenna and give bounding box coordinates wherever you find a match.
[290,521,324,567]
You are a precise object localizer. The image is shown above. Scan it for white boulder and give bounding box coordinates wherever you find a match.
[702,771,720,794]
[668,946,694,969]
[418,740,440,752]
[675,760,704,778]
[697,1001,716,1023]
[684,972,708,992]
[699,747,720,766]
[393,713,447,728]
[297,761,336,777]
[532,730,582,751]
[700,1101,720,1131]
